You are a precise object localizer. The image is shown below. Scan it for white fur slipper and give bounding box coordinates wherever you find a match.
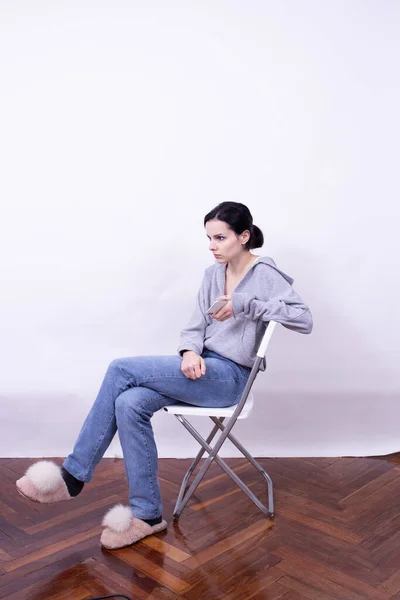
[16,460,71,503]
[100,504,167,550]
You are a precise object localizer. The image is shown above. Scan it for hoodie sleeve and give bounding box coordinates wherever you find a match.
[231,267,313,334]
[177,273,209,356]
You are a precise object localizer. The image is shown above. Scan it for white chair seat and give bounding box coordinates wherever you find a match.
[163,392,254,420]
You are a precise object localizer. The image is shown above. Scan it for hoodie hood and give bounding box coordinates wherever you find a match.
[248,256,294,285]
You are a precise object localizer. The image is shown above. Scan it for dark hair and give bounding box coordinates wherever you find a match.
[204,201,264,250]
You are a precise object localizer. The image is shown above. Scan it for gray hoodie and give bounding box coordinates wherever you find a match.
[178,256,313,368]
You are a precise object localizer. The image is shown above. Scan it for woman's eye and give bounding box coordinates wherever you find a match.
[218,236,225,241]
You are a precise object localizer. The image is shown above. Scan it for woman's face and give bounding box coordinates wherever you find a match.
[205,219,250,263]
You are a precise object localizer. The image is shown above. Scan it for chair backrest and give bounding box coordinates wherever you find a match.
[231,320,278,414]
[247,319,278,380]
[257,320,278,359]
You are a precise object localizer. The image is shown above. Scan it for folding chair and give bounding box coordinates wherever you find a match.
[164,320,278,518]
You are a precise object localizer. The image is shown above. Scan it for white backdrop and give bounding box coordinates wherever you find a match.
[1,1,399,458]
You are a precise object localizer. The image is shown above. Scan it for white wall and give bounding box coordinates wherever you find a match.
[1,1,399,458]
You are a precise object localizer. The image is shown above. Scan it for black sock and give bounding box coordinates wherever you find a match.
[61,466,85,497]
[142,516,162,526]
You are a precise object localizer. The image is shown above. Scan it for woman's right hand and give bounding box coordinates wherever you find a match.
[181,351,206,380]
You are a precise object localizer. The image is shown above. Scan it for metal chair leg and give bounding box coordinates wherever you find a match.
[173,418,223,515]
[173,415,272,518]
[210,417,274,516]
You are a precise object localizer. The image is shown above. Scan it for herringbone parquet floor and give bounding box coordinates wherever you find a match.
[1,454,400,599]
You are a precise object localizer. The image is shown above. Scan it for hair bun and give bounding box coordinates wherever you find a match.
[249,224,264,249]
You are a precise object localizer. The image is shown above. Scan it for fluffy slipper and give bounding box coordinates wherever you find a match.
[101,504,167,550]
[16,460,71,503]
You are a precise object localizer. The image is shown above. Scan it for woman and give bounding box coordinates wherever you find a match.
[16,202,312,549]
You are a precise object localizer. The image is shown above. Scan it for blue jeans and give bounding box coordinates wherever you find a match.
[63,350,250,520]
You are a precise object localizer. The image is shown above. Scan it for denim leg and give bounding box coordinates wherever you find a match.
[111,354,249,407]
[63,359,134,482]
[115,387,176,520]
[63,353,249,486]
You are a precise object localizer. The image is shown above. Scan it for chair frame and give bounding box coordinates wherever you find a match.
[166,321,278,519]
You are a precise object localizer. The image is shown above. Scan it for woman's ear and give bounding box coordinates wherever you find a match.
[241,230,250,245]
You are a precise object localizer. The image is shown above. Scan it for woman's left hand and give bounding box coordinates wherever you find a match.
[212,295,234,321]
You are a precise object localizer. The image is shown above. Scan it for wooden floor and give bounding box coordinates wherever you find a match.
[1,454,400,600]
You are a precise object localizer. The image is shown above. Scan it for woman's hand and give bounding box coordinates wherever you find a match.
[212,295,234,322]
[181,351,206,380]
